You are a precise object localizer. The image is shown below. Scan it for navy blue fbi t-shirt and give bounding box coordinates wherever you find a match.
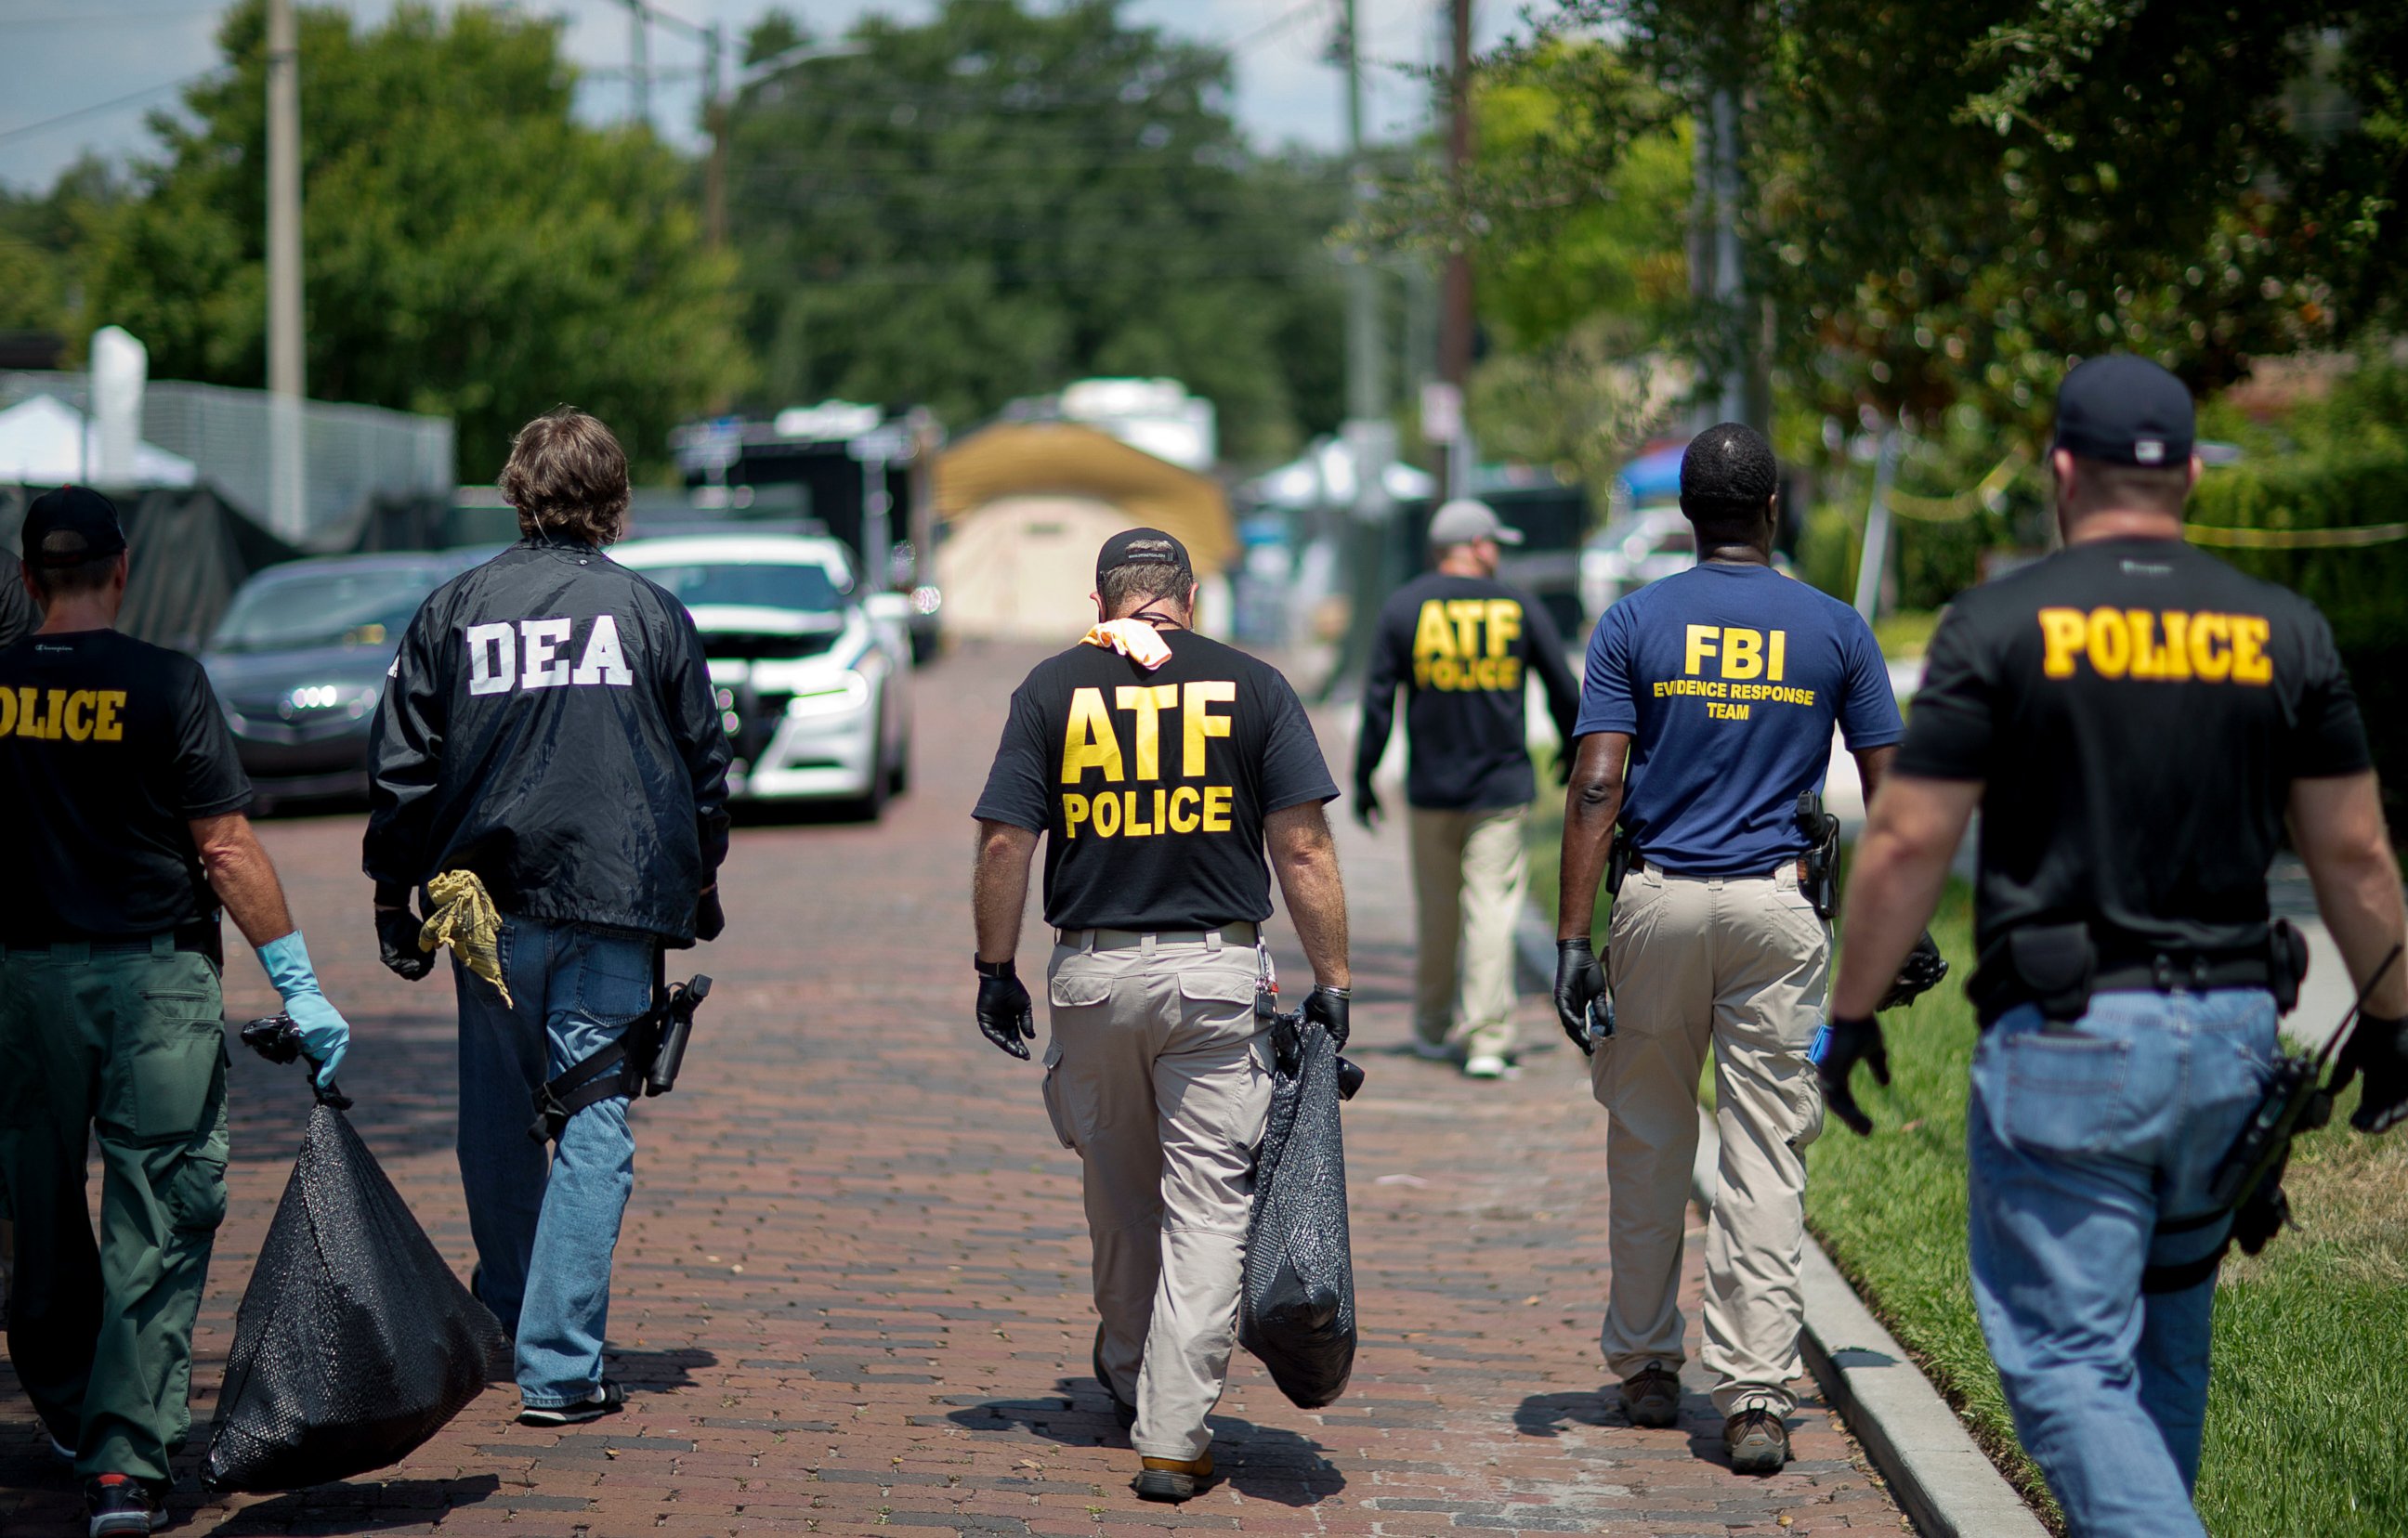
[0,628,253,942]
[1577,563,1903,877]
[975,630,1340,931]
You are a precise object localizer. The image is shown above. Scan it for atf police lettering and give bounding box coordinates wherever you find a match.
[1412,598,1524,692]
[2035,606,2273,684]
[465,615,634,695]
[1058,681,1237,838]
[0,686,127,741]
[1648,624,1816,721]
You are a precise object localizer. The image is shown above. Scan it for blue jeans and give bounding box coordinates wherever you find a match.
[454,914,655,1407]
[1967,988,2280,1538]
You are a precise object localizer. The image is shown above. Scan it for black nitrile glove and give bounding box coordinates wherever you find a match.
[1878,930,1949,1011]
[1304,984,1351,1050]
[1813,1013,1890,1136]
[1352,782,1382,832]
[696,887,726,943]
[1554,938,1606,1056]
[374,904,433,982]
[975,957,1035,1060]
[2336,1011,2408,1134]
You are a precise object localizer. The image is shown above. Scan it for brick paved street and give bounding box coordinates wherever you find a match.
[4,641,1906,1536]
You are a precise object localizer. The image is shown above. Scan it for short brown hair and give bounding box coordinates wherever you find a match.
[501,408,630,545]
[1099,561,1192,618]
[2062,456,2191,518]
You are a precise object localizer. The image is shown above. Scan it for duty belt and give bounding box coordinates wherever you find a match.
[1056,922,1261,952]
[0,919,223,968]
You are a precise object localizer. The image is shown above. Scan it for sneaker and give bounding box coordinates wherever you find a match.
[85,1475,160,1537]
[1092,1324,1136,1432]
[1133,1453,1217,1502]
[1617,1364,1682,1428]
[1463,1053,1507,1079]
[517,1380,627,1427]
[1725,1408,1790,1474]
[1409,1038,1454,1062]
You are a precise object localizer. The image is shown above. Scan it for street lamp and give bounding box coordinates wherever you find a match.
[706,38,867,248]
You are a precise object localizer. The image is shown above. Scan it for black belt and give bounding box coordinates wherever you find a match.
[2091,951,2274,995]
[0,919,223,966]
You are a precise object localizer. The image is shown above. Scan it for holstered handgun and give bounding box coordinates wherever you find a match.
[1603,825,1634,901]
[528,965,713,1143]
[1795,791,1841,919]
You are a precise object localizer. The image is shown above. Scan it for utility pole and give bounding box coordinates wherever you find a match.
[1328,0,1397,700]
[1341,0,1381,432]
[626,0,650,126]
[703,21,727,246]
[1435,0,1475,499]
[266,0,306,540]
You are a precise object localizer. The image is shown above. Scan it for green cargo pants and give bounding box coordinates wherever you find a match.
[0,936,229,1486]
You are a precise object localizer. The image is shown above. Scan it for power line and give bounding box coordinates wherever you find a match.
[0,70,217,150]
[1223,0,1332,56]
[5,7,221,23]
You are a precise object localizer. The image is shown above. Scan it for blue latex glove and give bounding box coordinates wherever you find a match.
[257,932,350,1088]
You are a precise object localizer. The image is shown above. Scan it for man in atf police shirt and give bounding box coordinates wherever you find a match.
[1552,424,1904,1475]
[364,409,731,1427]
[1826,355,2408,1537]
[1355,499,1580,1079]
[0,487,354,1537]
[971,528,1351,1504]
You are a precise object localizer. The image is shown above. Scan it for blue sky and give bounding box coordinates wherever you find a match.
[0,0,1525,193]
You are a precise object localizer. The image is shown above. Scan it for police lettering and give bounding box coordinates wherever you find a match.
[465,616,635,696]
[1058,682,1237,838]
[1412,598,1525,692]
[0,686,126,742]
[2035,607,2273,685]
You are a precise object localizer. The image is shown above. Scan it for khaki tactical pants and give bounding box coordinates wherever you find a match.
[1408,803,1528,1062]
[1041,927,1272,1461]
[0,938,229,1485]
[1594,863,1826,1417]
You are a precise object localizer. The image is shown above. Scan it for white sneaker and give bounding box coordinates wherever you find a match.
[1463,1053,1507,1079]
[1410,1038,1454,1062]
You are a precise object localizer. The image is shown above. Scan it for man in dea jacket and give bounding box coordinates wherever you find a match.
[363,408,732,1427]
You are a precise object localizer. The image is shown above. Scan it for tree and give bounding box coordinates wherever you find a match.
[82,1,747,476]
[725,0,1346,465]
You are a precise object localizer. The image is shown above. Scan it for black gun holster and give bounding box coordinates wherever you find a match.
[1603,826,1635,900]
[1795,792,1841,920]
[529,961,713,1143]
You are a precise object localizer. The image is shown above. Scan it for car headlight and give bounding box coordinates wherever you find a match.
[785,671,873,717]
[282,682,378,719]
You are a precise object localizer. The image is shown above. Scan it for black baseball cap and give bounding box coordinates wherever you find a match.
[1095,527,1193,585]
[2054,354,2195,468]
[21,485,127,567]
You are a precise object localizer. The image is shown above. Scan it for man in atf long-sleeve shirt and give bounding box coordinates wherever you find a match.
[363,408,730,1428]
[1354,499,1581,1076]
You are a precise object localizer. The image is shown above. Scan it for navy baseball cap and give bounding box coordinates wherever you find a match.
[1095,527,1192,585]
[2054,355,2195,468]
[21,485,127,567]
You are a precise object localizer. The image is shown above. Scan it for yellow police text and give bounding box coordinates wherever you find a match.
[1063,786,1235,839]
[1412,598,1524,692]
[0,686,126,742]
[2035,607,2272,684]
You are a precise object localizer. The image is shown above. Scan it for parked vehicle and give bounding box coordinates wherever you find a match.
[614,532,912,819]
[202,552,480,810]
[1579,508,1699,619]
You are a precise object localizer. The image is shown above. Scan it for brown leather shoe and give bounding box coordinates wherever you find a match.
[1725,1408,1790,1474]
[1134,1453,1217,1502]
[1618,1364,1682,1428]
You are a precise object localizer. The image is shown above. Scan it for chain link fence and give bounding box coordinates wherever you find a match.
[2,371,452,548]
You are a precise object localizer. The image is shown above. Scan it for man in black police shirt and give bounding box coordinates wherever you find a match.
[971,528,1351,1503]
[365,409,731,1427]
[1824,355,2408,1537]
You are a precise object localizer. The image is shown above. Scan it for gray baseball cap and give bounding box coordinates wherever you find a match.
[1427,499,1523,548]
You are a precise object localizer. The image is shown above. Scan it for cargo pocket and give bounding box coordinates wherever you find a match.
[1038,1038,1079,1151]
[1048,967,1115,1009]
[164,1151,229,1236]
[129,991,229,1145]
[1176,964,1259,1036]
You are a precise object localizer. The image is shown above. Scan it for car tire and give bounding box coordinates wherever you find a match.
[888,731,911,797]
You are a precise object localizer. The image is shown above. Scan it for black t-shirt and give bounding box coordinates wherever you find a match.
[1897,538,2371,985]
[0,628,252,941]
[1354,572,1583,811]
[975,630,1339,931]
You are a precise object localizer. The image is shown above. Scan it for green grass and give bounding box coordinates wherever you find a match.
[1874,607,1944,658]
[1807,882,2408,1536]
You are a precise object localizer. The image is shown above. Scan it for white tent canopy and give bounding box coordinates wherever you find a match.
[0,393,198,489]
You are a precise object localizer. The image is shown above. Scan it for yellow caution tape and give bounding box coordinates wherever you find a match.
[2182,521,2408,549]
[1884,449,2029,523]
[420,868,513,1007]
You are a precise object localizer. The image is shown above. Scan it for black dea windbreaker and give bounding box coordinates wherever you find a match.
[364,534,732,943]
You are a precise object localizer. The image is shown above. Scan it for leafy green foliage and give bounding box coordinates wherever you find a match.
[725,0,1345,465]
[80,1,746,477]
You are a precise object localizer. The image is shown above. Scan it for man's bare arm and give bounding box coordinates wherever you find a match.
[1831,776,1983,1017]
[1851,743,1897,807]
[2290,772,2408,1017]
[973,820,1040,966]
[1556,732,1629,941]
[190,812,296,948]
[1266,802,1350,988]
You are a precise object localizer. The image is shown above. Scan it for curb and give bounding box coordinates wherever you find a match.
[1510,914,2044,1537]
